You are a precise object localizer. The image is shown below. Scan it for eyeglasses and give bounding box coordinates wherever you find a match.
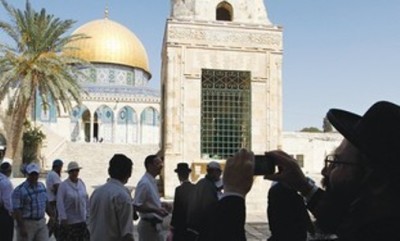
[324,154,361,169]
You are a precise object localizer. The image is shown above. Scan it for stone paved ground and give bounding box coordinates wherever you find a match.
[24,222,269,241]
[45,222,270,241]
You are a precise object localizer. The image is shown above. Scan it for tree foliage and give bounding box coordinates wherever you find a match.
[0,0,90,161]
[300,127,322,133]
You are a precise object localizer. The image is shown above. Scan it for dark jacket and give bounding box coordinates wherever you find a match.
[267,182,312,241]
[186,175,218,241]
[211,195,246,241]
[170,181,194,241]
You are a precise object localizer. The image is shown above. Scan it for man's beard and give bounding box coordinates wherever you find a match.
[316,176,360,234]
[321,176,329,190]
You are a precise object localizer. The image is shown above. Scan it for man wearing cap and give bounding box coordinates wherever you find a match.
[46,159,63,239]
[0,162,14,241]
[256,101,400,241]
[12,162,49,241]
[133,154,170,241]
[89,154,134,241]
[169,163,195,241]
[186,161,222,241]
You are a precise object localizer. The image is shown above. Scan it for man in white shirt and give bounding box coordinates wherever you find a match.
[133,154,169,241]
[0,161,14,241]
[89,154,134,241]
[46,159,63,239]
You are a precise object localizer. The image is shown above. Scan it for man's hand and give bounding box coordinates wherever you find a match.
[264,150,310,193]
[223,149,255,197]
[155,207,169,217]
[161,202,172,213]
[14,210,27,237]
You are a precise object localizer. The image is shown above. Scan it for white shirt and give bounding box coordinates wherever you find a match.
[89,178,134,241]
[46,170,62,202]
[133,172,162,220]
[0,172,13,212]
[57,178,89,224]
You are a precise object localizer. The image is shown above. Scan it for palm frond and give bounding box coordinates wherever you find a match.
[0,0,91,159]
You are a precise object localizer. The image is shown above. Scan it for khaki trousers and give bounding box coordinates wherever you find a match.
[137,219,164,241]
[16,218,48,241]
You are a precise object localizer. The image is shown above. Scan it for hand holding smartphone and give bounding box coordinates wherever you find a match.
[254,153,276,175]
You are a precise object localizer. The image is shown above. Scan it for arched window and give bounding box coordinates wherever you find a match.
[216,1,233,21]
[140,107,160,144]
[116,106,138,144]
[140,107,160,126]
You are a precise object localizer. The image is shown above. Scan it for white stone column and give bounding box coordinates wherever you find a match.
[90,110,94,143]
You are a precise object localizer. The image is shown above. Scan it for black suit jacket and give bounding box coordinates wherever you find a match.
[187,176,218,238]
[170,181,194,241]
[212,195,247,241]
[267,182,311,241]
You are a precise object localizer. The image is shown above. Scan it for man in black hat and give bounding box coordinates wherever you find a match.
[169,163,194,241]
[262,101,400,241]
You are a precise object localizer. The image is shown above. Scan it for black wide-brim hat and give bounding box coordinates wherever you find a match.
[327,101,400,173]
[175,163,191,173]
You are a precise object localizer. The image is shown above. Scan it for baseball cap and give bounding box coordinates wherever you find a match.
[26,163,40,174]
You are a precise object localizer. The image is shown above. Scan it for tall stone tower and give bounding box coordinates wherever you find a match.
[161,0,283,210]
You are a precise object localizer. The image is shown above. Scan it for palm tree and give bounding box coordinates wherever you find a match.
[0,0,90,164]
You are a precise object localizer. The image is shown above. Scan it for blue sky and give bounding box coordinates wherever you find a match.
[1,1,400,131]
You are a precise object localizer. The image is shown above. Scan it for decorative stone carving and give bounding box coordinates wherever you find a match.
[168,27,282,49]
[171,0,194,19]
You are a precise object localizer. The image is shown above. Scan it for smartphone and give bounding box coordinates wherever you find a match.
[254,154,275,175]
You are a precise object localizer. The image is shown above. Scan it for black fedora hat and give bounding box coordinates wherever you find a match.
[174,163,191,173]
[327,101,400,173]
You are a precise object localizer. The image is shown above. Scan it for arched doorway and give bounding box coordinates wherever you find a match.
[94,105,114,143]
[70,105,90,142]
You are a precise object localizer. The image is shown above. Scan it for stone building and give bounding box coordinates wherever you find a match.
[161,0,283,208]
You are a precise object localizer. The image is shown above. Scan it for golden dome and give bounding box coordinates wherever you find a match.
[67,18,150,74]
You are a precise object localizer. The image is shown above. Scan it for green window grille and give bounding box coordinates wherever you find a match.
[201,69,251,159]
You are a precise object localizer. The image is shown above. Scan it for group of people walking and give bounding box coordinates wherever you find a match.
[0,144,224,241]
[0,158,90,241]
[2,100,400,241]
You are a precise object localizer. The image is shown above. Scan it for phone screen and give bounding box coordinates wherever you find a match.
[254,155,275,175]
